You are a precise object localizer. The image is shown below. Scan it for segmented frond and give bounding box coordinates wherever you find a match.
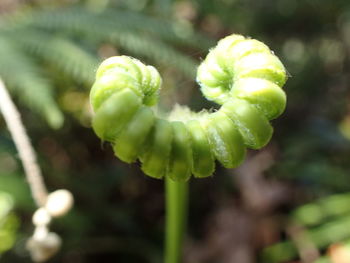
[8,29,99,84]
[3,7,198,77]
[6,7,213,50]
[0,38,63,128]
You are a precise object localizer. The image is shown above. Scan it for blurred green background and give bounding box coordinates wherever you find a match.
[1,0,350,262]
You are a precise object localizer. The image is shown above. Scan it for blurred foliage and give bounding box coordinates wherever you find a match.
[1,0,350,262]
[0,192,19,255]
[262,193,350,262]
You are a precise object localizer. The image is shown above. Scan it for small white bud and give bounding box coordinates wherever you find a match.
[27,232,61,262]
[45,189,74,217]
[32,208,51,226]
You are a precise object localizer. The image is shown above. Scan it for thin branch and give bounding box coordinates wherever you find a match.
[0,77,48,207]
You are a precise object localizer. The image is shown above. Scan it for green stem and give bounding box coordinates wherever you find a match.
[165,176,189,263]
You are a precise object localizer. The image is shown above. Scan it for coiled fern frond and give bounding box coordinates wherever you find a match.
[90,34,287,181]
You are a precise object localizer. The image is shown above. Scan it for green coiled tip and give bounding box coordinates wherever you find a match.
[90,34,288,181]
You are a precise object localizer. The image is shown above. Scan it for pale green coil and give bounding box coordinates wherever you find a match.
[90,34,287,181]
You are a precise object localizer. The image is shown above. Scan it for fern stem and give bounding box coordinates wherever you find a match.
[0,78,48,207]
[165,177,188,263]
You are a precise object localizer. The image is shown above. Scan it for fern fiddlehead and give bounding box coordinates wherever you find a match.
[90,34,287,181]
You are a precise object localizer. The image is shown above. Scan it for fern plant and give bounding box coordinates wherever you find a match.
[89,34,287,263]
[0,4,212,128]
